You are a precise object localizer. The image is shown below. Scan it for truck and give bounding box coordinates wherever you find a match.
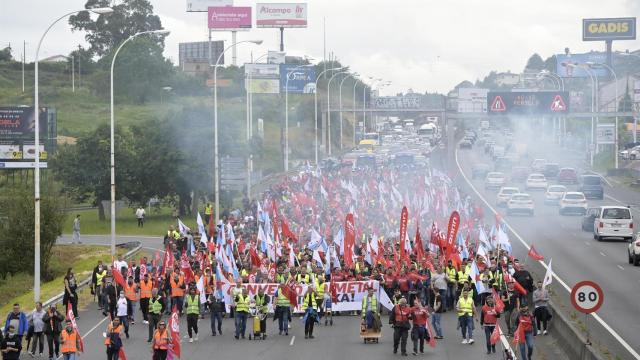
[418,123,438,141]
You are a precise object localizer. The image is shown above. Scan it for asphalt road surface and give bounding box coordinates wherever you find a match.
[455,131,640,359]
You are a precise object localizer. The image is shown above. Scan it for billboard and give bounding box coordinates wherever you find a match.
[457,88,488,113]
[245,64,280,94]
[246,79,280,94]
[245,63,280,78]
[373,95,423,109]
[0,107,50,168]
[208,6,251,30]
[487,92,570,115]
[583,18,636,41]
[280,64,316,93]
[596,124,615,145]
[256,3,307,28]
[556,52,608,78]
[179,41,224,66]
[187,0,232,12]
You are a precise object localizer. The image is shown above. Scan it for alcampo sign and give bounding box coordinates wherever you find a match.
[583,18,636,41]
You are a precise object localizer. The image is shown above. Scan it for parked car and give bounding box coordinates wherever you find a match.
[578,175,604,200]
[559,192,588,215]
[557,167,578,184]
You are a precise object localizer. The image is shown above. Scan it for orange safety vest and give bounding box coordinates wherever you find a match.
[124,283,138,301]
[60,329,78,353]
[205,275,215,294]
[104,324,122,346]
[153,329,170,350]
[170,276,184,298]
[139,280,153,299]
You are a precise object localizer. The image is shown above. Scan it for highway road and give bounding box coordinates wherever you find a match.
[455,130,640,359]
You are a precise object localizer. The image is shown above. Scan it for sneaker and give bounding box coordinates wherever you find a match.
[537,330,542,335]
[412,351,418,355]
[309,335,314,339]
[285,332,289,336]
[143,320,149,324]
[461,339,468,344]
[28,352,35,358]
[543,330,548,335]
[304,335,309,339]
[195,335,198,341]
[189,338,193,343]
[468,338,474,344]
[234,335,239,339]
[393,349,398,354]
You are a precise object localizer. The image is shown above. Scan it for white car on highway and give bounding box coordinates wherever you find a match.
[531,158,547,172]
[544,185,567,205]
[628,234,640,266]
[592,206,634,242]
[558,192,588,215]
[484,172,506,190]
[507,193,535,216]
[496,187,520,207]
[525,173,548,191]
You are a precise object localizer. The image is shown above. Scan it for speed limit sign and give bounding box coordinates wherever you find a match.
[570,281,604,314]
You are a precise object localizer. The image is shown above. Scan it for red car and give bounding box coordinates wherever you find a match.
[557,167,578,184]
[510,166,529,182]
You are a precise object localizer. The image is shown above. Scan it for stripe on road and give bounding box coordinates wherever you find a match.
[617,265,625,271]
[600,251,607,257]
[290,335,295,346]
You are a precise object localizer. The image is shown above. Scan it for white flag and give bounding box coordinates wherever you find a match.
[543,259,553,289]
[177,218,191,236]
[196,276,207,304]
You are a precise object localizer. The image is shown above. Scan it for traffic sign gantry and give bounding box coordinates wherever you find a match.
[570,280,604,314]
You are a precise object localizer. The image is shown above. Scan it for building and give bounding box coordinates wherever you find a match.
[178,41,224,75]
[41,55,68,63]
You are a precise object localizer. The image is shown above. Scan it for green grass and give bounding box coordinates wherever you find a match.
[0,245,127,316]
[63,206,201,236]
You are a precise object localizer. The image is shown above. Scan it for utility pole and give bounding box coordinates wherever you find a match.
[22,41,25,93]
[77,45,81,89]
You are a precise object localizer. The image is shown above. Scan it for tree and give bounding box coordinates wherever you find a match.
[544,55,557,73]
[69,0,165,57]
[0,47,12,62]
[524,53,545,72]
[0,186,67,280]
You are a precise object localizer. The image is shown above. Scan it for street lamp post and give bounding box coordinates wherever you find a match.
[569,63,598,167]
[284,64,314,171]
[588,62,619,169]
[213,40,262,222]
[352,79,360,146]
[326,70,350,156]
[618,51,640,141]
[314,67,345,163]
[110,29,169,256]
[363,78,382,134]
[339,73,358,150]
[33,6,113,301]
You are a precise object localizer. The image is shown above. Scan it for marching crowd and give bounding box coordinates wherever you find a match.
[1,161,553,360]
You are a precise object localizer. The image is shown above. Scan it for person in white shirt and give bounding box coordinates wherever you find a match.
[135,207,145,228]
[29,302,46,356]
[116,293,130,338]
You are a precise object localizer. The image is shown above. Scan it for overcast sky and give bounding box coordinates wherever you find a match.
[2,0,639,94]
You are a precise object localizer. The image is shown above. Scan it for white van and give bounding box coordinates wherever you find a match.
[589,206,634,242]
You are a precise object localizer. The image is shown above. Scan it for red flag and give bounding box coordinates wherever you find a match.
[430,222,439,245]
[238,238,246,254]
[492,289,505,313]
[446,211,460,249]
[329,280,338,303]
[490,325,501,345]
[118,348,127,360]
[512,323,525,344]
[162,246,174,276]
[344,213,356,269]
[281,218,298,243]
[111,263,126,288]
[426,317,437,348]
[282,280,298,308]
[399,206,409,261]
[414,225,425,263]
[169,307,181,358]
[527,245,544,261]
[513,281,528,295]
[66,308,84,352]
[208,212,215,239]
[249,247,261,268]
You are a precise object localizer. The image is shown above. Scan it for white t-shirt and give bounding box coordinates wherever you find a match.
[135,208,145,219]
[115,261,128,272]
[117,298,128,317]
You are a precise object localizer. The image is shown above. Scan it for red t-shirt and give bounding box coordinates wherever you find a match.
[397,277,409,292]
[482,305,498,325]
[411,306,428,326]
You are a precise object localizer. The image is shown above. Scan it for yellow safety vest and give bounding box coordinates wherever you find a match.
[96,270,107,285]
[204,205,213,215]
[457,296,474,317]
[457,269,470,285]
[150,297,163,315]
[315,280,325,299]
[186,295,200,315]
[446,267,457,283]
[302,292,317,311]
[235,294,249,313]
[361,295,378,315]
[277,291,291,307]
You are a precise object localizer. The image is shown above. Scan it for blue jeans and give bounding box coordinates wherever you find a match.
[172,297,183,314]
[278,306,290,333]
[235,311,247,337]
[431,313,443,337]
[63,353,76,360]
[484,325,496,352]
[211,312,222,334]
[365,310,375,328]
[459,315,473,339]
[519,331,534,360]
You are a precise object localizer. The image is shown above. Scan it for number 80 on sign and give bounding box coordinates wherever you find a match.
[570,281,604,314]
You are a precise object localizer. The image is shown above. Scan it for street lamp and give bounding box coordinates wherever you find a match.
[352,78,361,146]
[284,63,314,171]
[617,51,640,141]
[110,29,170,256]
[326,70,350,155]
[587,61,619,169]
[537,71,563,143]
[314,66,345,163]
[33,6,113,302]
[568,63,598,167]
[213,40,263,221]
[363,78,382,134]
[339,73,358,150]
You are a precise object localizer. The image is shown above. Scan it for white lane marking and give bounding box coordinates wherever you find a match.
[618,265,625,270]
[290,335,295,346]
[455,147,640,360]
[600,251,607,257]
[584,241,590,246]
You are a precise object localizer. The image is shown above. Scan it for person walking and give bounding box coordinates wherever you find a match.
[60,319,80,360]
[147,289,164,343]
[72,215,81,244]
[389,297,411,356]
[123,276,138,325]
[254,287,270,339]
[208,291,225,336]
[4,304,28,343]
[185,288,200,343]
[302,287,319,339]
[63,268,79,319]
[275,284,290,336]
[104,318,123,360]
[151,321,171,360]
[481,297,499,354]
[116,293,130,339]
[92,262,107,309]
[515,305,536,360]
[135,206,145,228]
[533,281,550,335]
[139,273,153,325]
[0,325,21,360]
[410,295,429,355]
[43,304,64,360]
[456,289,476,344]
[361,286,380,331]
[431,287,444,339]
[234,288,250,339]
[29,302,46,357]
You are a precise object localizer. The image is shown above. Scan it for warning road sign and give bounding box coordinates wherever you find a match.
[550,95,567,112]
[571,280,604,314]
[490,96,506,112]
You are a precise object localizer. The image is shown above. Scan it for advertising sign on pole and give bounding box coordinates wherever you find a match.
[457,88,489,113]
[556,53,608,78]
[245,64,280,94]
[245,64,280,78]
[487,92,570,115]
[583,18,636,41]
[208,6,251,30]
[0,107,51,169]
[187,0,232,12]
[280,64,316,93]
[596,124,615,145]
[256,3,308,28]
